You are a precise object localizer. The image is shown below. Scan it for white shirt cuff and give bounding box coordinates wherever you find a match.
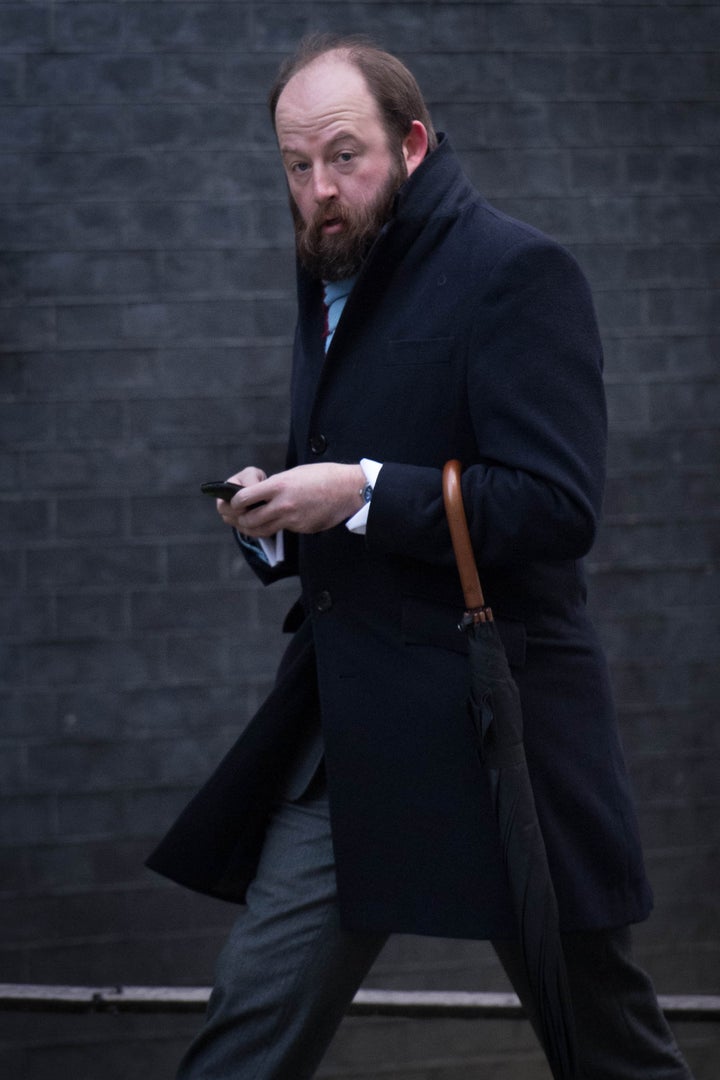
[346,458,382,535]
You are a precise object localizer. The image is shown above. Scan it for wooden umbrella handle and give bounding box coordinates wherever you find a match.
[442,460,491,620]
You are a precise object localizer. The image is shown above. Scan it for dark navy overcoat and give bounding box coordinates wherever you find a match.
[148,137,653,939]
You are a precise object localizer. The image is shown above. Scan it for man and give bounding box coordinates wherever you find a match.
[148,34,694,1079]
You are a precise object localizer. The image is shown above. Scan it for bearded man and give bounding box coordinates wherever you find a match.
[148,34,694,1080]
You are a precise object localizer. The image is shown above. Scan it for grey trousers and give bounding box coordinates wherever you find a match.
[177,776,694,1080]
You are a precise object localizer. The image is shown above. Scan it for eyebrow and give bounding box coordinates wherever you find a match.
[280,130,364,158]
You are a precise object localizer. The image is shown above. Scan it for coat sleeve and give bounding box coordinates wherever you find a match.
[366,239,608,568]
[232,427,301,586]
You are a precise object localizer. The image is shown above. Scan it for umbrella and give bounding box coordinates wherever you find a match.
[442,459,577,1080]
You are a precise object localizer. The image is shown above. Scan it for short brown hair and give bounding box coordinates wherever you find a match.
[268,33,438,154]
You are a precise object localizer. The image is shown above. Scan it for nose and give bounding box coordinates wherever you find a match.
[312,165,338,204]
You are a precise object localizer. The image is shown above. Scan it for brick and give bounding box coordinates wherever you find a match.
[602,470,720,521]
[131,586,252,632]
[217,246,297,290]
[640,196,720,244]
[650,4,720,50]
[0,304,55,349]
[127,396,254,442]
[12,252,159,300]
[605,427,720,474]
[487,5,593,51]
[648,378,720,427]
[599,610,719,665]
[248,5,314,52]
[605,335,717,379]
[124,201,190,247]
[129,495,216,537]
[158,249,220,293]
[23,738,181,797]
[609,658,718,709]
[667,148,720,192]
[56,593,127,638]
[149,442,251,490]
[0,795,54,846]
[53,2,124,51]
[0,203,128,251]
[222,53,283,98]
[593,288,646,333]
[624,245,712,287]
[48,104,128,151]
[54,400,125,442]
[112,683,252,735]
[484,101,598,149]
[411,52,514,102]
[56,790,137,839]
[0,4,51,52]
[21,638,165,691]
[122,298,291,344]
[24,445,152,489]
[57,497,125,539]
[569,149,621,191]
[55,304,125,345]
[646,289,717,334]
[0,452,21,493]
[0,592,53,638]
[594,519,717,566]
[19,836,157,890]
[0,691,58,737]
[21,349,159,400]
[160,54,228,99]
[164,630,275,685]
[153,345,289,397]
[463,148,568,199]
[428,5,487,50]
[26,55,158,103]
[643,847,718,903]
[314,4,431,53]
[0,399,53,443]
[25,543,165,589]
[0,106,52,150]
[253,200,296,245]
[165,540,232,584]
[614,704,718,756]
[161,148,282,199]
[512,53,570,98]
[653,102,720,146]
[0,56,22,101]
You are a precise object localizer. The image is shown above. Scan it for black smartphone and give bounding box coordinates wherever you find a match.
[200,481,243,502]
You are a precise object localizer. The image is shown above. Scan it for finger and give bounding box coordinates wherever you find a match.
[227,467,267,487]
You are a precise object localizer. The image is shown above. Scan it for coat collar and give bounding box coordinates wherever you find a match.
[294,135,474,363]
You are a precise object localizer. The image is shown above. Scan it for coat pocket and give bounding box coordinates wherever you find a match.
[401,594,527,668]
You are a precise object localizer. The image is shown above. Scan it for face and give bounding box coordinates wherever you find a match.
[274,53,426,281]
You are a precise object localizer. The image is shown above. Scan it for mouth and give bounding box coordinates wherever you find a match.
[320,216,344,235]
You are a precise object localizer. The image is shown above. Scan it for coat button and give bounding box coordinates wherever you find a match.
[309,434,327,455]
[314,590,332,613]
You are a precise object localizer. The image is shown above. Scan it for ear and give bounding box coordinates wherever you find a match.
[402,121,429,177]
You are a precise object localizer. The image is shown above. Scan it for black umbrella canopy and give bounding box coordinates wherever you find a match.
[443,460,576,1080]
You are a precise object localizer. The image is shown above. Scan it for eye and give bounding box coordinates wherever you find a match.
[289,161,310,176]
[335,150,355,165]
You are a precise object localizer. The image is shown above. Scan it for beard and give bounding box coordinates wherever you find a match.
[291,155,408,282]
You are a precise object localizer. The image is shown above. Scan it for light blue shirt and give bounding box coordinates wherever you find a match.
[323,277,356,351]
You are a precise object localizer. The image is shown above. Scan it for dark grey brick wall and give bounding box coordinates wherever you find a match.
[1,2,718,1077]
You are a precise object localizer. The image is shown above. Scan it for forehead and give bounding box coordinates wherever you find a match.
[275,54,385,147]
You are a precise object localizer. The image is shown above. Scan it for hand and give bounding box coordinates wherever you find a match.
[217,463,366,537]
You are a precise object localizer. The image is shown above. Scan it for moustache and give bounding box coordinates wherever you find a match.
[308,202,351,234]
